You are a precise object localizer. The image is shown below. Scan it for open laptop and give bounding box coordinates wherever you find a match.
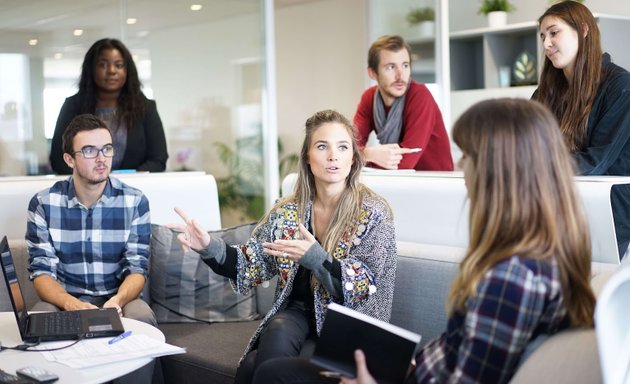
[0,235,124,343]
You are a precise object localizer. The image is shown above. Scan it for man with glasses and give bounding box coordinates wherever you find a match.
[25,114,155,326]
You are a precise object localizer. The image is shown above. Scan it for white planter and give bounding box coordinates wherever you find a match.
[487,11,507,28]
[416,21,435,38]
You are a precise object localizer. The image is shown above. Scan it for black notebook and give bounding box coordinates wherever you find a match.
[311,303,421,384]
[0,235,124,343]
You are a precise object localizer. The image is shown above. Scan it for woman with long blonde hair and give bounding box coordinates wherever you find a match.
[170,109,396,383]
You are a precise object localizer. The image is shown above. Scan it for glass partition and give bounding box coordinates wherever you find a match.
[0,0,271,226]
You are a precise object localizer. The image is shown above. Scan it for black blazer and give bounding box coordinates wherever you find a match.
[49,94,169,174]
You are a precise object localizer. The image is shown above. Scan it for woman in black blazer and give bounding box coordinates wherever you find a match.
[50,38,168,174]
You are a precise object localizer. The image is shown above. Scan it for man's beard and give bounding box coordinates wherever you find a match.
[77,166,109,185]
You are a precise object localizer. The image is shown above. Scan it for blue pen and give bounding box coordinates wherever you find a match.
[109,330,132,344]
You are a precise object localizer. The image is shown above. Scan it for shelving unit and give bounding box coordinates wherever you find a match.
[408,37,436,84]
[450,21,540,91]
[447,14,630,123]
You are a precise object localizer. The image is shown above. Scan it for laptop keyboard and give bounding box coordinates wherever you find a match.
[41,311,82,335]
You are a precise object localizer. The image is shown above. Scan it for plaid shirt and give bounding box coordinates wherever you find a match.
[411,256,569,384]
[26,176,150,298]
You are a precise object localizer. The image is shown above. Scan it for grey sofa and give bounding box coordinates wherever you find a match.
[3,237,460,384]
[4,237,618,384]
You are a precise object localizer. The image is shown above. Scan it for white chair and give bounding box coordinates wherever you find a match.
[596,266,630,384]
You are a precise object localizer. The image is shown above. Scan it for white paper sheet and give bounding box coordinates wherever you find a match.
[35,334,186,369]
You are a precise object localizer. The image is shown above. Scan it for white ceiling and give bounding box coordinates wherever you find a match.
[0,0,320,59]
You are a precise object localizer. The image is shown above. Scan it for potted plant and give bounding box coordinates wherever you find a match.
[406,7,435,38]
[478,0,515,28]
[213,135,298,226]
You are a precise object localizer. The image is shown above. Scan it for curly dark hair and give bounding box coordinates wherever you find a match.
[77,38,147,130]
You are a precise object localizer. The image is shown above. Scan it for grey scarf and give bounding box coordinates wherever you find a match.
[372,84,409,144]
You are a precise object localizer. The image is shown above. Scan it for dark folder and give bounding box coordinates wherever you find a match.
[310,302,421,384]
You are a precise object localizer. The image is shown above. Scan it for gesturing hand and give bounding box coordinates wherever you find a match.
[167,207,211,252]
[262,223,317,263]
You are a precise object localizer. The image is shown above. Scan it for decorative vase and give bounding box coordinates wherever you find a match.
[487,11,507,28]
[416,21,435,39]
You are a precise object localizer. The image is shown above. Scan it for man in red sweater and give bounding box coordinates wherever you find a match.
[354,35,453,170]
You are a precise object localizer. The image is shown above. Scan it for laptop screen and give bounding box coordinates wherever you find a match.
[0,236,30,337]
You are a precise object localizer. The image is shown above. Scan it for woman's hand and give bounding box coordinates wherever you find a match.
[340,350,377,384]
[262,223,317,263]
[167,207,211,252]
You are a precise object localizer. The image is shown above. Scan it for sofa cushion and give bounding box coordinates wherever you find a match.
[510,328,602,383]
[150,223,259,323]
[159,321,261,384]
[391,242,463,348]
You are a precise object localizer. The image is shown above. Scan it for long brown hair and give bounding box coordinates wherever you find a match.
[258,110,376,254]
[533,1,602,152]
[450,98,594,327]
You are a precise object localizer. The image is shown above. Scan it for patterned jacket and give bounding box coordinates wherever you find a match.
[224,194,397,362]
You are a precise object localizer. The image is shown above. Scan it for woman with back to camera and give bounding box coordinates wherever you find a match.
[532,1,630,258]
[257,99,596,384]
[49,38,168,174]
[169,109,397,383]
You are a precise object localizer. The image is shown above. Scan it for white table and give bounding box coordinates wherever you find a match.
[0,313,165,384]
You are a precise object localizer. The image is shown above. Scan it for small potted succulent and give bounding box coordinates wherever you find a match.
[478,0,515,28]
[406,7,436,38]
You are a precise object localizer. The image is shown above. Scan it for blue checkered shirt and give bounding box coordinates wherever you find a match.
[411,256,569,384]
[26,176,150,298]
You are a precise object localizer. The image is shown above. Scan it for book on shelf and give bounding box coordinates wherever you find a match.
[310,302,421,384]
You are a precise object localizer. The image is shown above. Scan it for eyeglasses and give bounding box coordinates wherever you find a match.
[73,144,115,159]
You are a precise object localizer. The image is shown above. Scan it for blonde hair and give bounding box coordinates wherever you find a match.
[259,109,376,254]
[450,98,594,327]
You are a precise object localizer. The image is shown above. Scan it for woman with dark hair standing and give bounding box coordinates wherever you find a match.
[49,38,168,174]
[532,1,630,258]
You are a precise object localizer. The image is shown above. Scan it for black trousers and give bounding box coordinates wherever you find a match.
[252,356,338,384]
[234,303,317,384]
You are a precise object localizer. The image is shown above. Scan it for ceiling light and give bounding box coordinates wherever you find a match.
[190,4,202,11]
[73,29,83,36]
[29,39,38,46]
[54,53,63,59]
[127,18,137,25]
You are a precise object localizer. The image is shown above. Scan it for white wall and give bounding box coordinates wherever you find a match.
[275,0,368,155]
